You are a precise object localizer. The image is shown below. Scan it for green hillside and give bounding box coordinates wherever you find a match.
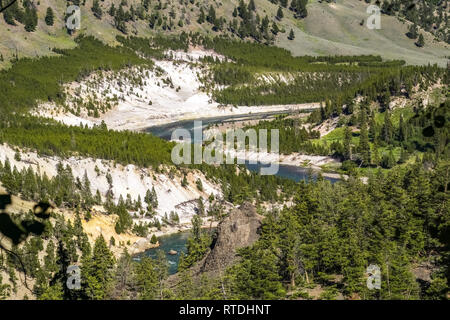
[277,0,449,66]
[0,0,448,70]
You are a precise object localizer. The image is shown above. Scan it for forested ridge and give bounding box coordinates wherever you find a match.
[2,0,446,44]
[0,36,148,114]
[223,161,449,300]
[0,115,174,167]
[200,37,444,107]
[1,155,447,300]
[0,0,307,45]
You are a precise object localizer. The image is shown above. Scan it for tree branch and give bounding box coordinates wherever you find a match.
[0,0,18,14]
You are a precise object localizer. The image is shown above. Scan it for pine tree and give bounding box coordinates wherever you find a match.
[95,189,102,205]
[277,211,302,287]
[92,0,103,19]
[372,140,380,167]
[198,7,205,24]
[82,235,115,299]
[45,7,54,26]
[291,0,308,19]
[277,6,284,20]
[192,214,202,241]
[379,91,390,113]
[382,111,393,144]
[288,28,295,40]
[38,281,64,300]
[133,257,158,299]
[114,5,128,34]
[231,245,285,299]
[416,34,425,47]
[176,267,194,298]
[248,0,256,12]
[114,202,133,234]
[24,6,38,32]
[260,15,269,34]
[381,149,396,168]
[82,170,93,209]
[407,23,418,39]
[207,5,216,24]
[181,175,188,188]
[213,16,223,31]
[110,249,133,298]
[271,22,279,35]
[109,236,115,247]
[344,125,352,160]
[196,178,203,191]
[238,0,248,20]
[151,186,158,208]
[398,114,407,142]
[2,0,17,25]
[135,194,142,210]
[369,113,377,140]
[108,3,116,16]
[299,0,308,18]
[398,148,408,164]
[144,189,152,208]
[359,118,371,166]
[154,250,168,299]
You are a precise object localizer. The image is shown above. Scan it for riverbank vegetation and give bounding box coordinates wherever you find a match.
[244,98,448,174]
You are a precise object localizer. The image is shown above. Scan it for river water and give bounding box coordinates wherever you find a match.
[133,231,190,274]
[146,110,314,141]
[146,111,338,184]
[245,161,339,183]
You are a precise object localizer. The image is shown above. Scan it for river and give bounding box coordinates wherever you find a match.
[146,111,338,184]
[245,161,339,183]
[133,231,190,274]
[146,110,314,141]
[140,111,338,274]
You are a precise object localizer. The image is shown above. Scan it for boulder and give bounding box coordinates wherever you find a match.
[200,202,263,273]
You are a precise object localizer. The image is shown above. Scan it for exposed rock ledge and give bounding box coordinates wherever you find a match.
[167,202,263,287]
[199,202,263,273]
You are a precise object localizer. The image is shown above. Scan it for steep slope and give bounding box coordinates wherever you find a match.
[277,0,449,66]
[200,202,263,273]
[166,202,263,287]
[0,143,221,223]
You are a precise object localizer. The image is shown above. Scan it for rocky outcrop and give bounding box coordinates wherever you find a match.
[199,202,263,273]
[165,202,263,288]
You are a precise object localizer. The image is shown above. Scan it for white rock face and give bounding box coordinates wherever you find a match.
[33,49,319,132]
[0,143,221,224]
